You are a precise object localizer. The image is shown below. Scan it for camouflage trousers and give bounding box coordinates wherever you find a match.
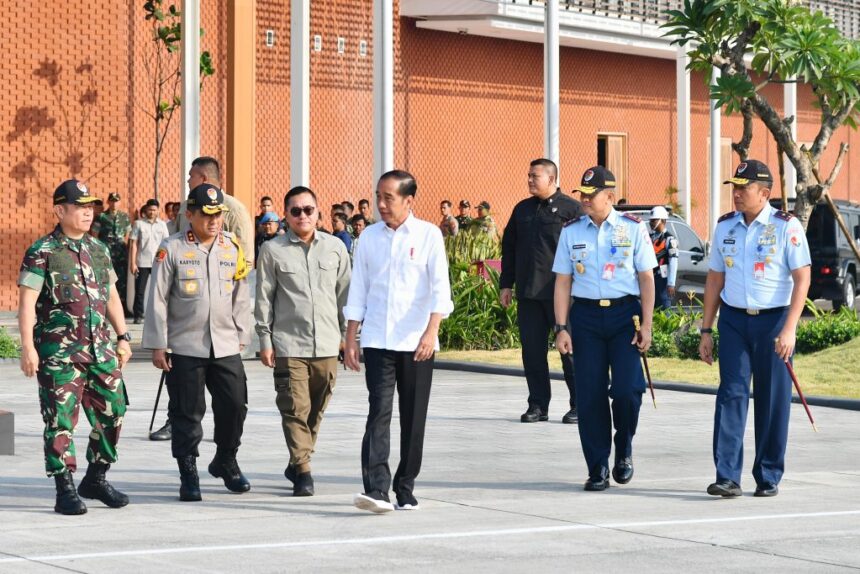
[106,241,129,310]
[37,359,127,476]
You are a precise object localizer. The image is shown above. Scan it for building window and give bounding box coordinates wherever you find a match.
[597,133,628,199]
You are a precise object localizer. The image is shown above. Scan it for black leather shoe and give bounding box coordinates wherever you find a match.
[208,451,251,493]
[293,472,314,497]
[612,457,634,485]
[284,464,297,485]
[77,463,129,508]
[149,421,172,441]
[561,408,578,424]
[707,479,742,497]
[754,483,779,497]
[584,466,610,491]
[54,472,87,515]
[178,455,202,502]
[520,405,548,423]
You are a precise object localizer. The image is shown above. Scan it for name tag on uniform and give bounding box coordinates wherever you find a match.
[722,238,735,245]
[754,261,765,281]
[572,244,586,250]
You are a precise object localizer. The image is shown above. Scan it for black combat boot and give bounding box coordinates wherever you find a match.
[77,462,129,508]
[178,455,202,502]
[208,449,251,493]
[54,471,87,515]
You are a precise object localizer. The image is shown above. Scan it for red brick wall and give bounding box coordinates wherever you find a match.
[1,1,857,310]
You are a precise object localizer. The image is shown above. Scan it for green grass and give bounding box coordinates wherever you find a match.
[439,337,860,399]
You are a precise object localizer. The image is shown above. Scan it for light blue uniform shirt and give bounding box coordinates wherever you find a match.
[553,208,657,299]
[709,203,811,309]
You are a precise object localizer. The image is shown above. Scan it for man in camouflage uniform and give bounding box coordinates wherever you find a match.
[96,192,131,314]
[17,180,133,515]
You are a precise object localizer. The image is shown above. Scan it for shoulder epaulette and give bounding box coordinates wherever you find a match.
[563,216,583,227]
[717,211,737,223]
[185,230,196,243]
[621,213,641,223]
[774,210,794,221]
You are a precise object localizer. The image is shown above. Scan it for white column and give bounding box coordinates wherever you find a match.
[373,0,394,184]
[291,0,310,187]
[709,67,722,239]
[181,0,201,199]
[544,0,560,174]
[676,45,691,224]
[784,78,798,198]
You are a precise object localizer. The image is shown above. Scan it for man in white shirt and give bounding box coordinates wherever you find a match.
[129,198,170,323]
[344,170,453,513]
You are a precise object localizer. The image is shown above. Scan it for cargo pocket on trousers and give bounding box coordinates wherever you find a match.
[274,369,294,416]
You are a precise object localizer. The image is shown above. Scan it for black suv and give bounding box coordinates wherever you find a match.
[800,200,860,310]
[616,205,709,304]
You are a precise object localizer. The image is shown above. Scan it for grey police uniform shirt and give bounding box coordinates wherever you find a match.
[142,229,251,358]
[255,230,351,358]
[709,203,812,310]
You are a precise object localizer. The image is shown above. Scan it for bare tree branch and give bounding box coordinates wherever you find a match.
[732,101,754,161]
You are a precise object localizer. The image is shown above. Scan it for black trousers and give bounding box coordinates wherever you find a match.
[133,267,151,319]
[516,297,576,412]
[166,352,248,459]
[361,348,434,499]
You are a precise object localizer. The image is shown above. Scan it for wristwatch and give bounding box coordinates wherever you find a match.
[116,332,132,343]
[553,324,568,335]
[700,328,713,335]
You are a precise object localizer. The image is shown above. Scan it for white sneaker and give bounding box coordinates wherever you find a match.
[394,501,420,511]
[353,493,394,514]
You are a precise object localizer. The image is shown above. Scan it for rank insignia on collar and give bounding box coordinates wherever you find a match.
[186,230,196,243]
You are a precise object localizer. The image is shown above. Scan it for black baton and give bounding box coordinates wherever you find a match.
[149,370,167,434]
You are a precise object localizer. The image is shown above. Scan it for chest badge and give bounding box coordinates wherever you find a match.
[725,256,734,268]
[575,262,585,275]
[184,281,198,294]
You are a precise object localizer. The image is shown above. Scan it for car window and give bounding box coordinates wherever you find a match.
[668,222,702,252]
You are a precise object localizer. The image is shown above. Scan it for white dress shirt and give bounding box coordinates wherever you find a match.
[344,213,453,351]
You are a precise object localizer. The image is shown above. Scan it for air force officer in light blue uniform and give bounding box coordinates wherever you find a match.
[699,159,811,499]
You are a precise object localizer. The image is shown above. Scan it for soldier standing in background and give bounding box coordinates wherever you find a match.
[17,180,133,515]
[97,192,132,314]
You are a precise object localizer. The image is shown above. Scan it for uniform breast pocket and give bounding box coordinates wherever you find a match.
[219,263,236,297]
[318,258,337,287]
[51,279,81,305]
[177,267,202,299]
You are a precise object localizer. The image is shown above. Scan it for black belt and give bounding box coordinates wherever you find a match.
[573,295,638,308]
[723,303,788,316]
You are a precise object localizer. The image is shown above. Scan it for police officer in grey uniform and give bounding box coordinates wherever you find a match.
[143,183,253,501]
[553,166,657,491]
[699,160,811,498]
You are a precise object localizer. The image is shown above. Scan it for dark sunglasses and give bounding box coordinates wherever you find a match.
[289,206,316,217]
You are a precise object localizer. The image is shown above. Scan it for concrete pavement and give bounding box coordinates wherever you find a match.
[1,360,859,573]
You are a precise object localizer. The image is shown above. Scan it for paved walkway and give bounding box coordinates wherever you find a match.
[1,360,859,573]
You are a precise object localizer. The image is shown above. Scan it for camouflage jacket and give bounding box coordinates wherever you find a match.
[97,210,131,244]
[18,226,118,364]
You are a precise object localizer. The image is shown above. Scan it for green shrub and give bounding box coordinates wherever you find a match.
[649,329,679,358]
[676,328,719,360]
[0,327,19,359]
[796,306,860,354]
[440,263,520,350]
[444,231,501,267]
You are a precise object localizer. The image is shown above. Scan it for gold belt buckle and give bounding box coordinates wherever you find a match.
[599,299,611,307]
[746,308,759,316]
